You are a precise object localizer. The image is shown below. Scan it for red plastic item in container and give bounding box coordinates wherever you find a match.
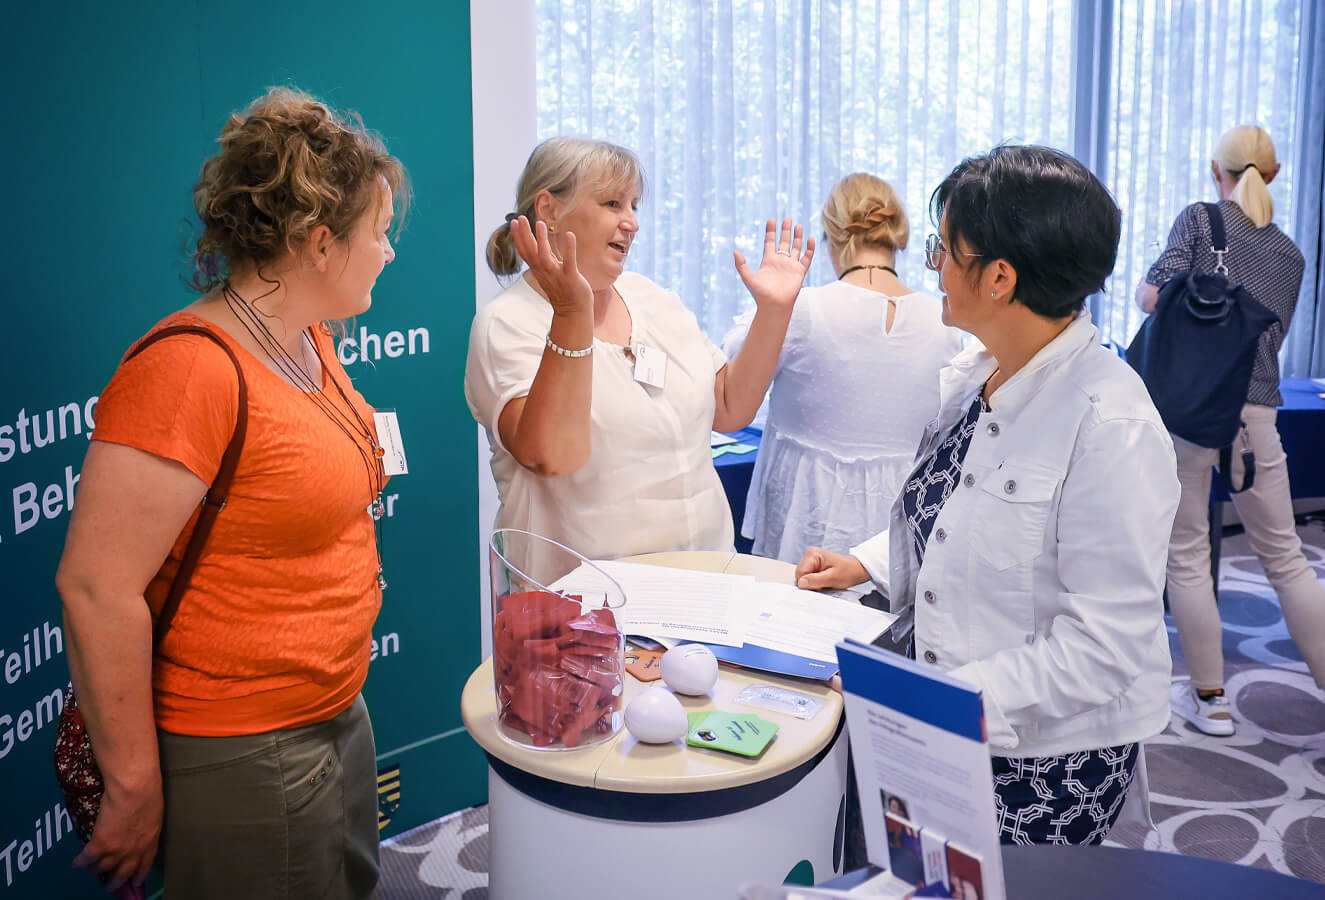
[492,591,624,749]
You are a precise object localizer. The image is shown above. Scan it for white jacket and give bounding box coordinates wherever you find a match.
[851,313,1179,757]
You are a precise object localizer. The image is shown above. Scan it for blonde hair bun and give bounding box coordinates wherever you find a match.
[821,173,910,260]
[843,204,900,235]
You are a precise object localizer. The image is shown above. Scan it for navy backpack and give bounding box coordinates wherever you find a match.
[1126,202,1279,491]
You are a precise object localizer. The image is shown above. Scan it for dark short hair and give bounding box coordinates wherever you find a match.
[930,145,1121,319]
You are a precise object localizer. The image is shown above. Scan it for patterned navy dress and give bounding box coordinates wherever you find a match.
[901,393,1139,846]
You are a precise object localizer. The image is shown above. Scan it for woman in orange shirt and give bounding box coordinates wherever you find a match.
[56,88,406,900]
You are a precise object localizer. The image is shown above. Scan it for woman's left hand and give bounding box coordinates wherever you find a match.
[733,218,815,311]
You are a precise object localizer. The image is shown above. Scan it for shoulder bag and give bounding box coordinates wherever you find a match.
[1126,202,1279,493]
[53,325,248,843]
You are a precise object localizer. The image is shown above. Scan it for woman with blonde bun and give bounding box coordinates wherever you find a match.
[723,173,961,568]
[1137,125,1325,737]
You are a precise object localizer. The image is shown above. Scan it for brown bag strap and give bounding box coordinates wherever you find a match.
[122,325,248,647]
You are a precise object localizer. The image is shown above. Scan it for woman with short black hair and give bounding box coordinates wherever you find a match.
[797,145,1180,845]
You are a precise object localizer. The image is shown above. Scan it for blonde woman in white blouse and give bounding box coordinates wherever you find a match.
[465,137,814,561]
[724,173,962,567]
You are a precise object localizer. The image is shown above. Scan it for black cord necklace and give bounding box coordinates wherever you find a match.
[839,264,898,280]
[221,280,389,590]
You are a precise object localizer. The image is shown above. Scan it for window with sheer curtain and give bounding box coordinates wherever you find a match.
[1105,0,1303,344]
[536,0,1305,353]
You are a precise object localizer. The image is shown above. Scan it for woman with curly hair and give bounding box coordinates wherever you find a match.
[56,87,406,899]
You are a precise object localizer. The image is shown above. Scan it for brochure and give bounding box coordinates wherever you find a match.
[552,561,748,646]
[557,561,895,679]
[833,638,1006,900]
[700,582,896,679]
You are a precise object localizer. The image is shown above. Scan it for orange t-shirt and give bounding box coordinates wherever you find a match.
[92,311,387,736]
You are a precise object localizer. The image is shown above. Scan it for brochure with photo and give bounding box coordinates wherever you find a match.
[920,828,949,889]
[944,842,985,900]
[884,813,925,889]
[835,638,1006,900]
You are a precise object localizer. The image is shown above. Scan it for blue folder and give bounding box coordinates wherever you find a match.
[694,640,841,681]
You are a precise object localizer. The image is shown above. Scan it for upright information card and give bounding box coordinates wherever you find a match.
[834,639,1005,900]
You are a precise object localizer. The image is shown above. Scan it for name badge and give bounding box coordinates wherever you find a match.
[632,343,667,389]
[373,410,409,476]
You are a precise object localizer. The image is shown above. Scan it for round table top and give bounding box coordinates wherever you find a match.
[460,550,844,794]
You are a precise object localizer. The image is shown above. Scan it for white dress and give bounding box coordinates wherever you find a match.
[723,280,962,564]
[466,272,734,565]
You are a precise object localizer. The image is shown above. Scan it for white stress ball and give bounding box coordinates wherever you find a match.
[624,686,689,744]
[660,643,719,696]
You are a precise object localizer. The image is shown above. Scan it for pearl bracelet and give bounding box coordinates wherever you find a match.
[546,335,593,358]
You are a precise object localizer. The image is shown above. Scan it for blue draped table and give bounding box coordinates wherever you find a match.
[712,427,763,554]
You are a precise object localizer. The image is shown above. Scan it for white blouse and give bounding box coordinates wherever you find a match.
[723,280,962,563]
[465,272,734,563]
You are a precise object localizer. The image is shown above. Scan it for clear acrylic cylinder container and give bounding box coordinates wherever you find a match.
[488,529,627,750]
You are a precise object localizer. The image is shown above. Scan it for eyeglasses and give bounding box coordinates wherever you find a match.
[924,233,983,271]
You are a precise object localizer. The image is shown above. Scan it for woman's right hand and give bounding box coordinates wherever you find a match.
[73,774,162,895]
[794,547,869,591]
[509,216,592,318]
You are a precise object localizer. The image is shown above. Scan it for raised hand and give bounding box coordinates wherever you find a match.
[509,216,593,318]
[733,218,816,311]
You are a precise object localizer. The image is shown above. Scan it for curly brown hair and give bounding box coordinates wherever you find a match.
[190,87,409,292]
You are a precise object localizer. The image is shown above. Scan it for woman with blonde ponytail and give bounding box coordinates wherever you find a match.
[722,173,961,565]
[1137,125,1325,737]
[1218,125,1279,228]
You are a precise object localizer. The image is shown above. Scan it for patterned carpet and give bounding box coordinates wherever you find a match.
[1103,521,1325,883]
[377,805,489,899]
[377,522,1325,897]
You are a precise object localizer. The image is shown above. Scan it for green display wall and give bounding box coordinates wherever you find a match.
[1,3,483,896]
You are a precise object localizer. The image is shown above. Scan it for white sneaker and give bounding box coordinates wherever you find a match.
[1170,683,1236,736]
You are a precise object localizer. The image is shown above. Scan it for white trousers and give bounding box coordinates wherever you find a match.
[1165,403,1325,690]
